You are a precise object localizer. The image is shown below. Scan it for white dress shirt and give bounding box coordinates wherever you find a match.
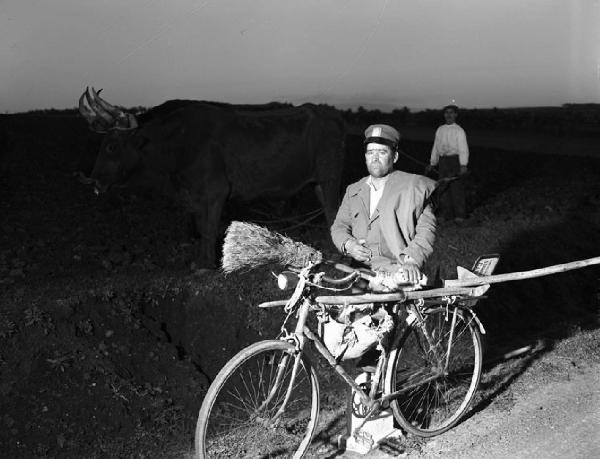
[366,175,388,218]
[430,123,469,166]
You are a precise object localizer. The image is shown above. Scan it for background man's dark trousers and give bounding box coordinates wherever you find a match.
[438,155,466,220]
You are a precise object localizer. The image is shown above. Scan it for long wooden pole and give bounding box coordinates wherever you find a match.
[444,256,600,288]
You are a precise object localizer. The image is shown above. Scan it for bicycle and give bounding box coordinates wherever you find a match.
[195,258,492,458]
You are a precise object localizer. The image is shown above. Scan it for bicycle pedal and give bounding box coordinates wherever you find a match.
[379,434,406,455]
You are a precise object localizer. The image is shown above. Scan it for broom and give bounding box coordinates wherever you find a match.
[221,221,323,273]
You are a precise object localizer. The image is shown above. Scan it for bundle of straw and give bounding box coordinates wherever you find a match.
[221,221,323,273]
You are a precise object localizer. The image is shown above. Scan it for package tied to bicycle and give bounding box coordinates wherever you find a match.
[320,303,395,360]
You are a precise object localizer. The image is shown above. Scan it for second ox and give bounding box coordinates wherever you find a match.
[78,88,346,268]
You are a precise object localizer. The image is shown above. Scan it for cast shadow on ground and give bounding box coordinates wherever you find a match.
[463,210,600,417]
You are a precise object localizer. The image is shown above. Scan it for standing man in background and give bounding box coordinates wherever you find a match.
[426,104,469,221]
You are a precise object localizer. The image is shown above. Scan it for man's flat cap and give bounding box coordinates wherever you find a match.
[364,124,400,148]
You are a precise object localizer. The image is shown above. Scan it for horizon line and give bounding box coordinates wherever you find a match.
[3,101,599,116]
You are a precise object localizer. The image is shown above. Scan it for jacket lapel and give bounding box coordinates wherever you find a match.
[370,207,380,222]
[356,179,370,219]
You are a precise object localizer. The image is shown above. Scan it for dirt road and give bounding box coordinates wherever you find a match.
[337,328,600,459]
[412,361,600,458]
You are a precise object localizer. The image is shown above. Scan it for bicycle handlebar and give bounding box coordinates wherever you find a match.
[318,261,376,285]
[327,260,429,289]
[286,261,370,286]
[320,270,361,286]
[288,259,424,290]
[328,262,375,279]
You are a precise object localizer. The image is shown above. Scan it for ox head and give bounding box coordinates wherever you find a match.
[78,87,142,194]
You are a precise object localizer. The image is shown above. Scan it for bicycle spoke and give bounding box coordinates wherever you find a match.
[229,385,254,414]
[389,308,482,436]
[198,341,319,458]
[239,371,258,410]
[270,372,308,414]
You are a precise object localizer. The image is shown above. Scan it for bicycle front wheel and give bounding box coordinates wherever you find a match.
[195,340,320,458]
[385,307,482,437]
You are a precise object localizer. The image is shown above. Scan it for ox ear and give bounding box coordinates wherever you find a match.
[130,132,149,150]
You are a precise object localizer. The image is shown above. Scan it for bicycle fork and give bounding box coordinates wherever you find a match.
[259,299,313,423]
[409,304,451,374]
[262,300,379,427]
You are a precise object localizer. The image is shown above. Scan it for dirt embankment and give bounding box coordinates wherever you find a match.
[1,114,599,457]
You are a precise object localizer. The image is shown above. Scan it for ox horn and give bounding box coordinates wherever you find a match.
[85,87,115,126]
[79,87,110,132]
[93,88,124,119]
[78,89,97,125]
[93,88,137,130]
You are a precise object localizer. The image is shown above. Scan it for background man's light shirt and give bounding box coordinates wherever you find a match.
[430,123,469,166]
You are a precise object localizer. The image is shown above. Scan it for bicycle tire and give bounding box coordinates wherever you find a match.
[384,307,482,437]
[195,340,320,458]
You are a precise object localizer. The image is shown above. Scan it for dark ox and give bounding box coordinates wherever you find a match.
[78,88,346,268]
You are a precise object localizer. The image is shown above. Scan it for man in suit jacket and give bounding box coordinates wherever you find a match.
[331,124,437,283]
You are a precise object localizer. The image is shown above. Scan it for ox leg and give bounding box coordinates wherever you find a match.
[192,195,228,269]
[314,181,340,227]
[187,214,198,239]
[314,130,345,227]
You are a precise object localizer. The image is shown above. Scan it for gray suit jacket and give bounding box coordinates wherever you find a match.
[331,170,437,268]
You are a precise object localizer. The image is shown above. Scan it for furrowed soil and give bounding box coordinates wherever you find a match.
[1,113,599,458]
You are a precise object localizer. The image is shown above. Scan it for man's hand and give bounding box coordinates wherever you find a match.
[345,238,371,263]
[460,165,468,175]
[424,164,436,176]
[399,261,422,284]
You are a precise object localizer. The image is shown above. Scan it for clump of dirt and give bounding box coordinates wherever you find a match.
[1,113,599,456]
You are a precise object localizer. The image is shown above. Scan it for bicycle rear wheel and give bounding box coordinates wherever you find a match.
[195,340,320,458]
[385,307,482,437]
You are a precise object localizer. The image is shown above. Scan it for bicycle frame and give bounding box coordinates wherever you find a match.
[271,296,470,434]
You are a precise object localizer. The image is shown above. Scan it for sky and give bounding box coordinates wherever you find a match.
[1,0,599,112]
